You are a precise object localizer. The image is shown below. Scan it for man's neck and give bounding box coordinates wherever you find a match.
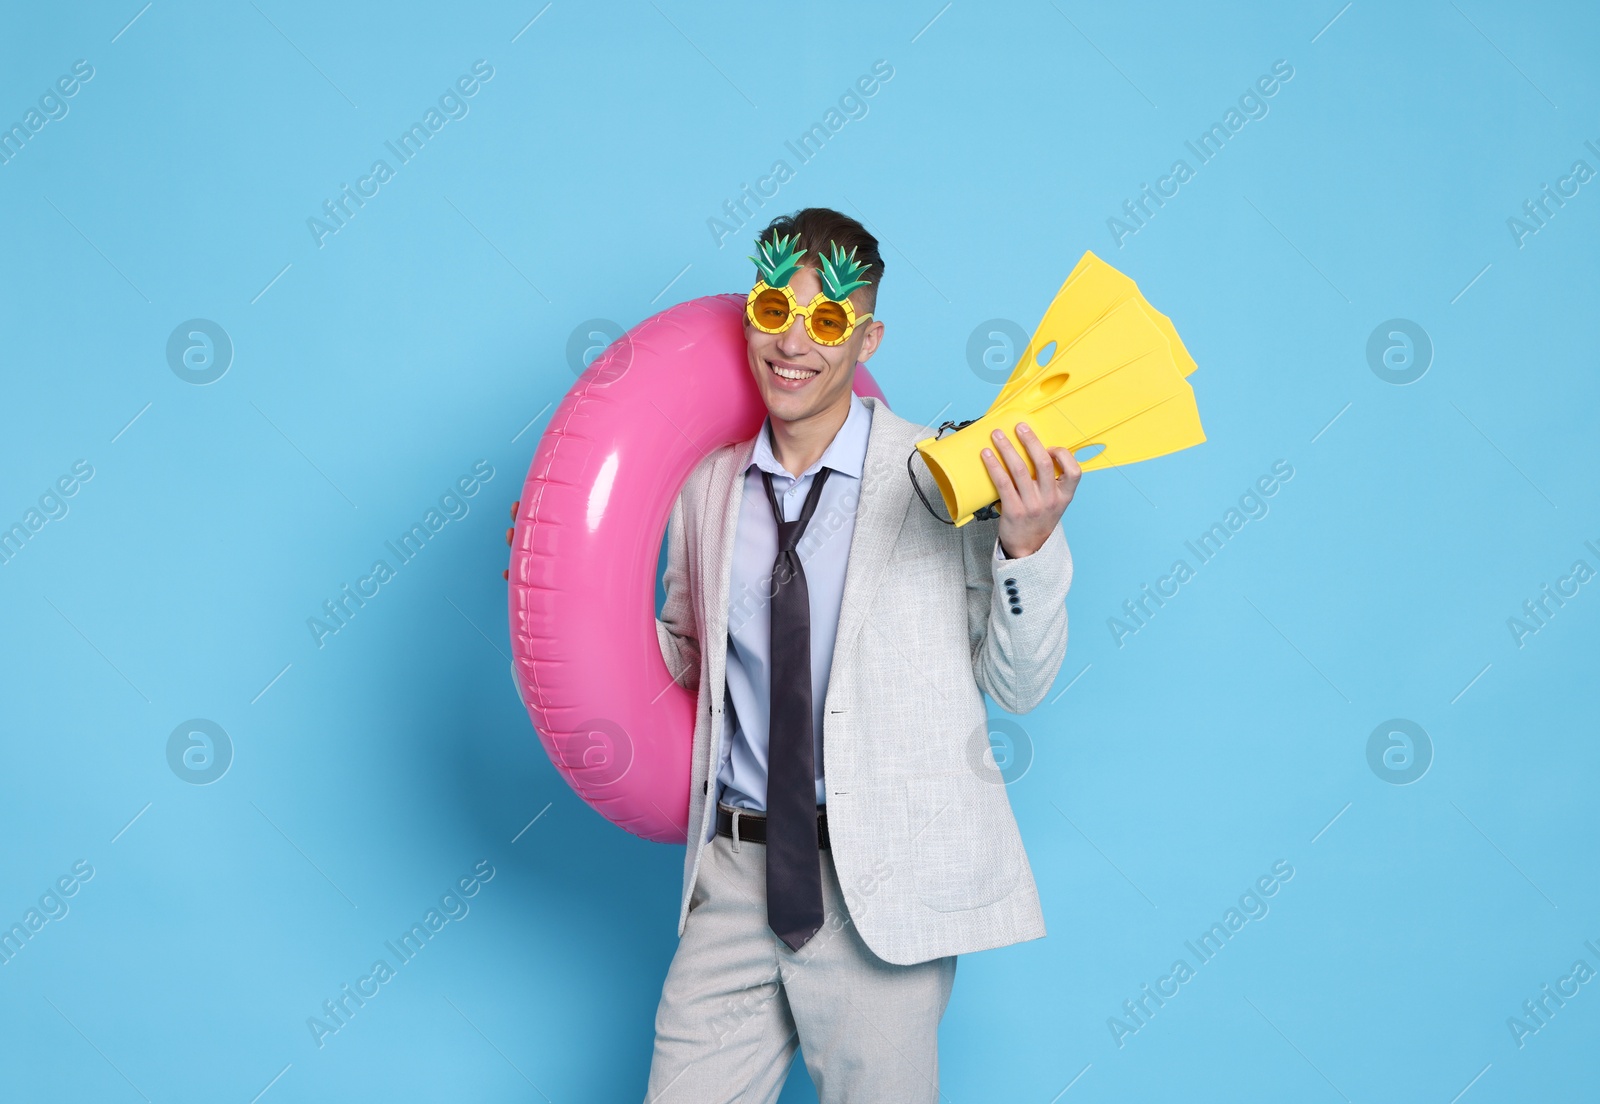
[767,395,852,478]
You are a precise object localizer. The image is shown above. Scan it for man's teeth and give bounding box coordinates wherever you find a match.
[771,363,817,381]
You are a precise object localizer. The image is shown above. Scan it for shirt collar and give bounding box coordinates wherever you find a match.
[749,390,873,482]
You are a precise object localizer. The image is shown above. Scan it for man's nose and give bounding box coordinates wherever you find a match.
[776,311,812,353]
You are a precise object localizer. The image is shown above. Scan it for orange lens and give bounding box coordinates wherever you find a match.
[806,301,851,343]
[750,288,794,331]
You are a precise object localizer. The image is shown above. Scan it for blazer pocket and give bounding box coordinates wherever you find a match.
[884,546,957,600]
[903,771,1023,913]
[885,549,942,582]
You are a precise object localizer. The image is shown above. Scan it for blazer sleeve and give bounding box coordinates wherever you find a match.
[961,515,1073,714]
[655,488,701,691]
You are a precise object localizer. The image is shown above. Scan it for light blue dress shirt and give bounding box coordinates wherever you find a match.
[716,391,874,814]
[713,392,1016,822]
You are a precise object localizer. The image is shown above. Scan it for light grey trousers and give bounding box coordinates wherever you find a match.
[644,824,957,1103]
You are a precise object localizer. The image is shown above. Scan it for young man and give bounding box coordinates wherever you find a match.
[642,207,1079,1102]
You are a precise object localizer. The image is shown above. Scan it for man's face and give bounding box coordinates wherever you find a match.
[744,263,883,426]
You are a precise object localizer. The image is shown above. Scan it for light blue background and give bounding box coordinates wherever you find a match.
[2,1,1596,1100]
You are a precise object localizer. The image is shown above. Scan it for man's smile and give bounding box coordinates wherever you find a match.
[767,357,821,386]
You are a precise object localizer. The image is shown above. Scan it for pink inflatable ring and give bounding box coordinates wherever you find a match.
[508,293,888,843]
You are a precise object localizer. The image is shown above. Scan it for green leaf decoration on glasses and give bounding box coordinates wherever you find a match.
[819,241,873,302]
[748,233,807,288]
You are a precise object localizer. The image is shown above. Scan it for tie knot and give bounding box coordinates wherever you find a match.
[776,518,805,555]
[762,467,832,555]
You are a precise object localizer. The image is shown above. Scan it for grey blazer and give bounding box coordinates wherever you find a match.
[655,395,1073,965]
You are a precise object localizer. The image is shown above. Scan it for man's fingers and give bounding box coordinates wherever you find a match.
[990,428,1039,509]
[1054,446,1082,486]
[980,442,1020,514]
[1015,423,1061,490]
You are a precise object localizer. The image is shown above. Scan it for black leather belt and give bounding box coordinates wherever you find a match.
[716,802,830,850]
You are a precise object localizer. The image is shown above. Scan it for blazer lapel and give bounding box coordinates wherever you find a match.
[702,434,758,729]
[826,396,916,691]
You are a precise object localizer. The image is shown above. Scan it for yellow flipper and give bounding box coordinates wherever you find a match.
[994,250,1196,408]
[917,251,1205,526]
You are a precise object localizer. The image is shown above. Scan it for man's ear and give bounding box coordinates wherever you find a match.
[855,318,885,364]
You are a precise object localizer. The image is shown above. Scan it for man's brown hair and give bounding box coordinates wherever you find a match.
[754,207,884,311]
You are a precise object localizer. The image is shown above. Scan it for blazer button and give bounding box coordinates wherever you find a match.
[1010,604,1023,615]
[1003,577,1017,586]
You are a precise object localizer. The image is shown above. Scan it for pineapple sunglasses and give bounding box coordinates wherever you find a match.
[744,284,873,346]
[743,234,875,347]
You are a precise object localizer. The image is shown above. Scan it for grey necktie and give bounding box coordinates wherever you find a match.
[761,464,831,951]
